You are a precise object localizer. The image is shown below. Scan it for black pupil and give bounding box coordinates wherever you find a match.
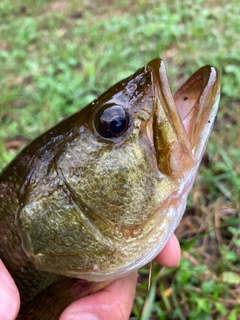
[99,105,129,138]
[109,117,126,134]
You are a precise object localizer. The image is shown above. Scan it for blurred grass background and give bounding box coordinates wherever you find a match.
[0,0,239,319]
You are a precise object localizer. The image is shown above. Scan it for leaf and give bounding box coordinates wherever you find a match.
[222,272,240,285]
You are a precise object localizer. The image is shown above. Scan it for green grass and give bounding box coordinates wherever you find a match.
[0,0,239,319]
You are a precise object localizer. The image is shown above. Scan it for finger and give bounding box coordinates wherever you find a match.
[0,259,20,320]
[60,271,138,320]
[155,234,181,267]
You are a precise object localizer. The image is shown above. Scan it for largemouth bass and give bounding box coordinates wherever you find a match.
[0,58,220,319]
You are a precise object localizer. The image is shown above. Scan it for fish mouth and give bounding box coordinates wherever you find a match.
[146,58,220,177]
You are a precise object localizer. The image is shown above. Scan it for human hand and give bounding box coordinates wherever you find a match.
[0,234,180,320]
[59,233,180,320]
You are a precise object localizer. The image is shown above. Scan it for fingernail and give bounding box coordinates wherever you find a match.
[65,313,99,320]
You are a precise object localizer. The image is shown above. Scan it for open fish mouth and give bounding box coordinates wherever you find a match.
[147,58,220,178]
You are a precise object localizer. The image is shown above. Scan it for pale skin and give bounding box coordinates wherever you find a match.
[0,234,180,320]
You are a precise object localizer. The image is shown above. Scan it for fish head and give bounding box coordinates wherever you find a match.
[17,58,220,281]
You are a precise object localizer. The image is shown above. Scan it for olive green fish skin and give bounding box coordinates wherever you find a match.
[0,58,220,319]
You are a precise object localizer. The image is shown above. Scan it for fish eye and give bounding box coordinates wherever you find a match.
[98,105,129,138]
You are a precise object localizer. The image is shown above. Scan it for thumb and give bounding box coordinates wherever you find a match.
[60,271,138,320]
[0,259,20,320]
